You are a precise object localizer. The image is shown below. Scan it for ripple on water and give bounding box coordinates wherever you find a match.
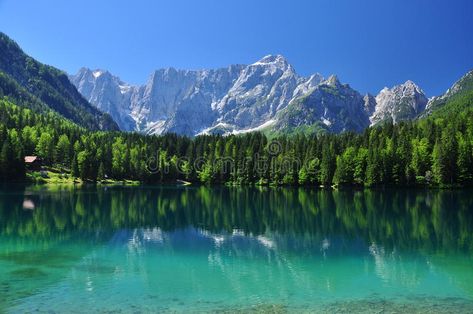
[0,250,80,268]
[73,263,117,274]
[9,267,47,279]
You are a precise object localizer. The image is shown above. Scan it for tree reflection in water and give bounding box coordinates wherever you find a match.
[0,185,472,254]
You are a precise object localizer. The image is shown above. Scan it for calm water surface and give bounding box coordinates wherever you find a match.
[1,185,473,313]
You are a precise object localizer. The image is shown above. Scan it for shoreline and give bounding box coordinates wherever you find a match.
[11,177,472,191]
[10,169,470,190]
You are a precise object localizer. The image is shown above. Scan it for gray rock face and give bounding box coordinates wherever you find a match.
[69,68,136,130]
[214,55,322,129]
[130,65,245,135]
[275,75,370,133]
[70,55,430,136]
[369,80,428,125]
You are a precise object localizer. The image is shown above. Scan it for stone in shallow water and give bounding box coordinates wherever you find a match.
[213,303,288,313]
[319,297,473,314]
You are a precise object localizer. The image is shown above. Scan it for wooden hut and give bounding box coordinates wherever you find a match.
[24,156,43,171]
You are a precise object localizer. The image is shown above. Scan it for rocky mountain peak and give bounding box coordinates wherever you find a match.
[71,57,461,137]
[370,80,427,125]
[250,54,294,76]
[400,80,424,94]
[363,94,377,114]
[254,54,288,66]
[324,75,341,87]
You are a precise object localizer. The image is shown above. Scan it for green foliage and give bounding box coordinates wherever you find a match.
[112,137,127,178]
[0,32,118,131]
[0,128,25,180]
[97,162,105,181]
[3,186,473,256]
[0,75,472,188]
[36,132,54,163]
[197,160,214,184]
[410,138,431,180]
[55,134,70,167]
[333,147,357,185]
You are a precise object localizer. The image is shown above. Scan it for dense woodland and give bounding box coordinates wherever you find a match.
[0,32,118,131]
[0,83,472,187]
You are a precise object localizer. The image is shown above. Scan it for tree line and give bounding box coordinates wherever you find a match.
[0,97,472,187]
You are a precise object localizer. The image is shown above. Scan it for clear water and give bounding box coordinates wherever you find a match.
[1,185,473,313]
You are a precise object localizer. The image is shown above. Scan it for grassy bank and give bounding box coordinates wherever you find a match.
[26,168,140,185]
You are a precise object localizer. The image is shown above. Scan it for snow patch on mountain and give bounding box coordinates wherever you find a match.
[70,56,432,136]
[231,119,276,135]
[93,70,103,78]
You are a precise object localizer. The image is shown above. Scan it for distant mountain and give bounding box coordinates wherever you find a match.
[273,75,370,134]
[72,55,469,137]
[0,32,118,131]
[71,55,326,136]
[369,80,428,125]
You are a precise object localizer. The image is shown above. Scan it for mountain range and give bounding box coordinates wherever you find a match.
[0,31,471,137]
[70,54,440,136]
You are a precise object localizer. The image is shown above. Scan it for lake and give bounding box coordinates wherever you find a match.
[1,185,473,313]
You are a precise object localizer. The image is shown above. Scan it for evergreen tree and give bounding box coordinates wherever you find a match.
[36,132,54,163]
[55,134,71,167]
[97,162,105,181]
[71,153,79,178]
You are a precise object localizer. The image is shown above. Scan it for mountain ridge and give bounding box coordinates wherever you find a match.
[0,32,119,131]
[70,55,472,137]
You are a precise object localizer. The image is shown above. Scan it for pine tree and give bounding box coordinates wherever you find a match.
[36,132,54,164]
[319,143,336,186]
[298,166,309,185]
[71,153,79,178]
[55,134,71,167]
[456,133,473,183]
[0,140,11,179]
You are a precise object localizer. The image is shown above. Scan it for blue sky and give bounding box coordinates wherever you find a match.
[0,0,472,96]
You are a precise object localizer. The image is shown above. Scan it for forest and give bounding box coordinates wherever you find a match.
[0,88,472,187]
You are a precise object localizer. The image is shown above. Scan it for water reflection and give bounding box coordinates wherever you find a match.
[1,185,473,311]
[0,185,472,253]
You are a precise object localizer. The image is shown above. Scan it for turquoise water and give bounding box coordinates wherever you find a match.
[1,186,473,312]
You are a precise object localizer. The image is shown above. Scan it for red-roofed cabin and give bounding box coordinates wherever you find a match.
[24,156,43,171]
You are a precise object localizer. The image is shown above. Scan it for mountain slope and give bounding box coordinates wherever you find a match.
[213,55,322,130]
[69,68,136,130]
[422,70,473,117]
[72,55,456,137]
[0,32,118,131]
[274,75,370,134]
[71,55,326,136]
